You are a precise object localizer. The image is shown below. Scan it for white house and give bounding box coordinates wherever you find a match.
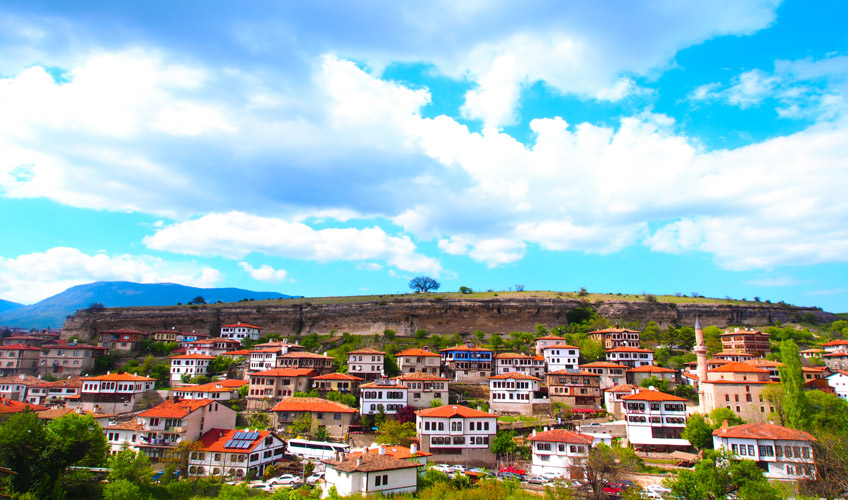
[415,405,497,465]
[580,361,628,390]
[347,348,386,381]
[605,347,654,368]
[494,353,546,378]
[134,398,237,461]
[712,422,817,480]
[220,323,262,342]
[170,353,215,382]
[248,348,283,372]
[535,335,567,356]
[71,372,157,414]
[542,344,580,372]
[621,389,689,450]
[189,429,286,479]
[360,378,409,415]
[169,379,247,400]
[488,372,542,416]
[827,371,848,400]
[321,451,422,498]
[527,428,594,477]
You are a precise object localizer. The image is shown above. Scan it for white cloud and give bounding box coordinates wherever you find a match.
[746,276,801,287]
[239,262,288,282]
[439,236,526,267]
[0,247,221,304]
[144,212,443,275]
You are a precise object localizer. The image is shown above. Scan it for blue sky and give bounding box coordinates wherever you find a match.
[1,1,848,313]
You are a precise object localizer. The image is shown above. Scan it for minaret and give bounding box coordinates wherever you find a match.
[693,316,708,413]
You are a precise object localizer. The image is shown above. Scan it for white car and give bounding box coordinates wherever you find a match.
[539,471,564,481]
[306,472,324,485]
[430,464,453,474]
[267,474,301,486]
[447,465,466,473]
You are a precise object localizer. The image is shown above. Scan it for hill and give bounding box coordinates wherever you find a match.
[0,281,295,329]
[0,299,23,315]
[60,290,838,342]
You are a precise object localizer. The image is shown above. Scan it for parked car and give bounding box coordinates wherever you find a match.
[497,472,524,481]
[306,472,325,485]
[267,474,301,486]
[538,471,565,481]
[526,475,546,485]
[430,464,453,474]
[499,466,526,476]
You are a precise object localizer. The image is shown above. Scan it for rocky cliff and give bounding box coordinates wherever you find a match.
[60,295,837,342]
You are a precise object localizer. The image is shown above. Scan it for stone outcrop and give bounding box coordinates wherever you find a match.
[61,296,837,343]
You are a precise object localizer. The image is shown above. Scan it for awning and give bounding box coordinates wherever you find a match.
[670,451,698,461]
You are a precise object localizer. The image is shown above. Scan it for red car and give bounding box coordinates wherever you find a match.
[499,466,526,476]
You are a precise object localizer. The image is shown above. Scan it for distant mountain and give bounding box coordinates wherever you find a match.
[0,299,24,314]
[0,281,296,329]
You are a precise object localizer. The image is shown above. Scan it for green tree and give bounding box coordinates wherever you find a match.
[639,376,670,393]
[289,413,313,437]
[577,444,642,500]
[409,276,440,292]
[474,330,486,344]
[459,286,473,294]
[805,390,848,433]
[577,338,605,363]
[375,420,417,446]
[682,414,715,450]
[779,339,809,430]
[489,334,503,350]
[300,333,321,351]
[430,398,443,408]
[0,410,50,493]
[189,295,206,305]
[414,329,429,340]
[383,329,396,340]
[103,479,143,500]
[666,448,784,500]
[108,446,154,485]
[384,354,400,377]
[313,426,330,442]
[491,430,518,461]
[710,407,744,427]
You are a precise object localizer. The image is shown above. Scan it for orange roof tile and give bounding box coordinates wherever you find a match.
[221,323,262,329]
[197,428,276,453]
[713,422,816,441]
[621,390,687,402]
[171,379,247,392]
[627,365,676,373]
[0,344,40,351]
[709,362,770,374]
[820,340,848,346]
[311,373,365,381]
[0,398,47,414]
[139,398,215,418]
[589,327,640,334]
[489,372,541,381]
[415,405,494,419]
[528,429,594,444]
[280,352,334,360]
[541,343,580,350]
[270,397,356,413]
[361,381,408,389]
[394,372,450,382]
[222,350,252,356]
[170,353,216,360]
[439,345,493,353]
[580,361,628,369]
[548,369,600,377]
[744,359,784,368]
[348,348,386,355]
[81,372,155,382]
[606,346,654,353]
[348,445,432,459]
[251,368,317,378]
[605,384,641,393]
[495,352,536,359]
[535,335,566,341]
[396,348,441,357]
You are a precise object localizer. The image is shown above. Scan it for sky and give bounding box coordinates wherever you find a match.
[1,1,847,312]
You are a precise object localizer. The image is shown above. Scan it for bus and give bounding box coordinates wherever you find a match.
[287,439,351,460]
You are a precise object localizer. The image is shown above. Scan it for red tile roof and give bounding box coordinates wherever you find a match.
[627,365,676,373]
[171,379,247,393]
[821,340,848,346]
[0,398,47,414]
[719,330,765,336]
[606,346,654,353]
[541,343,580,350]
[348,445,432,459]
[311,373,365,381]
[81,373,155,382]
[0,344,40,351]
[361,381,408,389]
[489,372,541,381]
[394,372,450,382]
[528,429,594,444]
[280,352,334,360]
[620,390,687,402]
[197,428,274,453]
[322,452,422,473]
[439,345,493,353]
[547,369,600,377]
[170,353,216,360]
[535,335,566,341]
[712,422,816,441]
[495,352,537,359]
[222,350,252,356]
[580,361,628,369]
[251,368,317,378]
[221,323,262,329]
[589,327,640,334]
[605,384,641,393]
[415,405,494,419]
[348,348,386,355]
[714,351,755,357]
[270,397,356,413]
[396,348,440,357]
[709,362,770,374]
[139,398,216,418]
[744,359,784,368]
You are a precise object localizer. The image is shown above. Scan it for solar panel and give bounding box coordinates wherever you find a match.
[224,440,234,448]
[240,440,251,449]
[233,431,244,440]
[247,431,258,440]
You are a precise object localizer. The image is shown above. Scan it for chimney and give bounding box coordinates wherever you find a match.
[220,431,224,438]
[333,450,340,461]
[356,457,363,467]
[722,420,729,432]
[410,444,417,455]
[422,346,429,352]
[532,429,536,437]
[379,445,386,455]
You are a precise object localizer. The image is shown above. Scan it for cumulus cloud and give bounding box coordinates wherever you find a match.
[0,247,221,304]
[239,262,288,282]
[144,212,443,275]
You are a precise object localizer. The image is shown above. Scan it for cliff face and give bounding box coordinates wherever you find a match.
[61,296,837,342]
